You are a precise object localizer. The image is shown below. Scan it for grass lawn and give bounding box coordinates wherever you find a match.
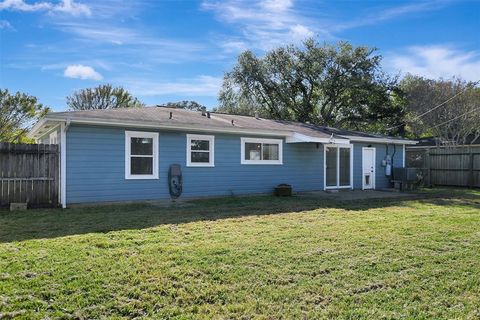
[1,189,479,319]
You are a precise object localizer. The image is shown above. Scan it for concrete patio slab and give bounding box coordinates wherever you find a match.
[296,189,416,201]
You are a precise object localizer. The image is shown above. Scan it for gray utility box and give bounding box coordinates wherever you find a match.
[392,168,419,191]
[393,167,419,182]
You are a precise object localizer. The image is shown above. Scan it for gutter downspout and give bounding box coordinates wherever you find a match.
[60,119,70,208]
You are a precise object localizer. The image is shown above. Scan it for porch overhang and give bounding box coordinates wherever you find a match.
[286,132,350,145]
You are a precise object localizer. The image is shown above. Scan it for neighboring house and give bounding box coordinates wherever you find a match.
[30,107,416,208]
[408,135,480,150]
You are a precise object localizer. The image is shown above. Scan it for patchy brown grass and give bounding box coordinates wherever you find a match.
[0,189,479,319]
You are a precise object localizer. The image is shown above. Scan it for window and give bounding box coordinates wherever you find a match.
[186,134,214,167]
[241,138,283,165]
[49,131,58,144]
[125,131,158,179]
[324,144,352,189]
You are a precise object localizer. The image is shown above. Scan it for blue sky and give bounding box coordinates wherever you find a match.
[0,0,479,111]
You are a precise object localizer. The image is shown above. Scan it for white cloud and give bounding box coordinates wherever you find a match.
[51,0,90,16]
[202,0,322,50]
[55,22,207,63]
[0,0,51,11]
[333,0,451,32]
[56,22,204,49]
[0,19,14,30]
[120,75,222,97]
[261,0,293,12]
[58,23,136,45]
[204,0,456,53]
[64,64,102,80]
[388,45,480,81]
[0,0,91,16]
[289,24,314,41]
[220,40,248,53]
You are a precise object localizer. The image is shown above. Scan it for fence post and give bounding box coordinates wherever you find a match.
[469,149,474,188]
[426,149,432,188]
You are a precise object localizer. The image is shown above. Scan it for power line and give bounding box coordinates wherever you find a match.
[387,80,479,131]
[428,106,480,130]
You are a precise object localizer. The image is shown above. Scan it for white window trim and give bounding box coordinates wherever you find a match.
[241,137,283,165]
[125,131,159,180]
[323,144,353,190]
[186,134,215,167]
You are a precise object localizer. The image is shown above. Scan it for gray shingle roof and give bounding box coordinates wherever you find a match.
[42,106,412,142]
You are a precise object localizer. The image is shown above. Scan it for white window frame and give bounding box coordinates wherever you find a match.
[241,137,283,165]
[186,134,215,167]
[125,131,159,180]
[323,144,353,190]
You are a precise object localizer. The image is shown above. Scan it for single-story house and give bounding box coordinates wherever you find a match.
[30,107,416,208]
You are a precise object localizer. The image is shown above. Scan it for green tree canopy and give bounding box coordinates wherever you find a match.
[216,39,405,135]
[67,84,145,110]
[0,89,50,143]
[398,75,480,145]
[164,100,207,111]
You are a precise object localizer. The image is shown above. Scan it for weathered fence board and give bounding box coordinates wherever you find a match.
[406,147,480,188]
[0,143,59,208]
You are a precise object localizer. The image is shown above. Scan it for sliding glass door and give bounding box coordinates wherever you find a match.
[325,145,352,188]
[325,146,337,187]
[339,148,351,186]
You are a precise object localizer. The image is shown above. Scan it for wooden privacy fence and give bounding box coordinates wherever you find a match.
[406,148,480,188]
[0,143,59,208]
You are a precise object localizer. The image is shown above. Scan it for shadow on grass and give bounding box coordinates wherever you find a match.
[0,190,478,243]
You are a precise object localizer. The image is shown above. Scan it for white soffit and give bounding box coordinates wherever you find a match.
[286,132,350,144]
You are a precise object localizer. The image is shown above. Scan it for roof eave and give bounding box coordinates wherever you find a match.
[34,115,294,138]
[29,115,417,145]
[345,136,417,145]
[29,117,51,139]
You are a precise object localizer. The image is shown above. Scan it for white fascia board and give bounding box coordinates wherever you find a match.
[60,122,67,208]
[345,136,418,145]
[28,118,48,138]
[41,116,292,138]
[285,132,350,144]
[29,118,63,140]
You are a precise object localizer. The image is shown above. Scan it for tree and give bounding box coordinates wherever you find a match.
[217,39,405,135]
[164,100,207,111]
[66,84,145,110]
[399,75,480,146]
[0,89,50,143]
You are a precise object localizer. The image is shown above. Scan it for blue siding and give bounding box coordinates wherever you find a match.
[66,125,326,204]
[353,142,404,189]
[66,125,405,204]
